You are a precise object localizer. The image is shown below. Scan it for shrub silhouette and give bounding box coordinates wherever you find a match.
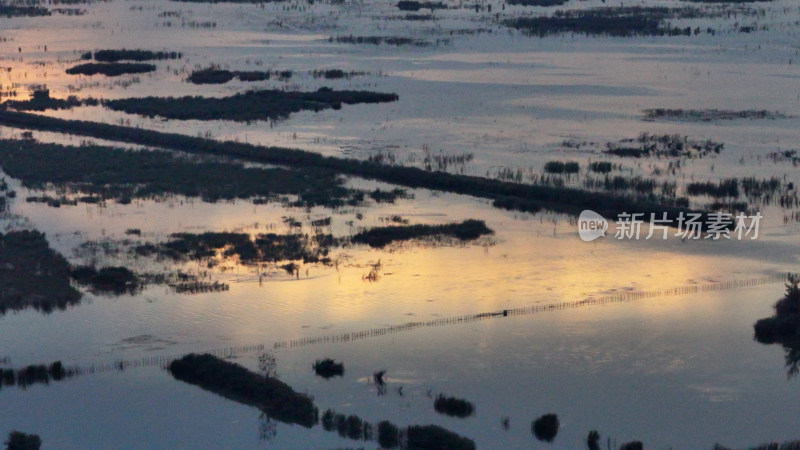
[532,413,559,442]
[65,62,156,76]
[168,353,317,427]
[377,421,400,448]
[587,430,601,450]
[433,394,475,418]
[313,358,344,379]
[406,425,476,450]
[620,441,644,450]
[4,431,41,450]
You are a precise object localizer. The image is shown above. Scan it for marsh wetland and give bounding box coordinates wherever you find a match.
[2,0,800,448]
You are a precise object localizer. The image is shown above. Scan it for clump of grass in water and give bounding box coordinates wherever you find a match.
[3,431,42,450]
[86,49,182,62]
[65,62,156,77]
[753,274,800,378]
[643,108,788,122]
[102,88,398,122]
[70,266,139,295]
[433,394,475,418]
[715,441,800,450]
[0,230,82,316]
[0,361,81,392]
[605,133,723,159]
[313,358,345,379]
[168,353,317,427]
[351,219,493,248]
[532,413,559,442]
[543,160,579,174]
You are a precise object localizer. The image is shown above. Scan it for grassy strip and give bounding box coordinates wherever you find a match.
[0,110,706,222]
[715,442,800,450]
[396,1,446,11]
[351,219,493,248]
[168,353,317,427]
[505,0,568,6]
[0,138,355,208]
[0,5,49,17]
[643,109,788,122]
[0,230,82,316]
[505,7,698,37]
[102,88,398,122]
[66,62,156,76]
[85,49,182,62]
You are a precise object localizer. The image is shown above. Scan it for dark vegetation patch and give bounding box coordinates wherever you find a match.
[84,49,182,62]
[0,230,81,316]
[588,161,618,173]
[532,413,559,442]
[330,35,449,47]
[406,425,475,450]
[168,353,317,427]
[643,108,788,122]
[351,219,493,248]
[0,4,49,17]
[0,110,712,224]
[135,219,486,267]
[170,354,475,449]
[65,62,156,77]
[0,360,80,392]
[715,442,800,450]
[605,133,723,159]
[169,0,287,3]
[188,67,368,84]
[0,138,356,208]
[504,7,705,37]
[70,266,139,295]
[685,0,773,2]
[2,88,98,111]
[3,431,41,450]
[136,231,336,265]
[543,160,579,174]
[506,0,568,6]
[377,421,401,448]
[313,358,344,379]
[396,0,446,11]
[754,275,800,377]
[102,88,398,122]
[620,442,644,450]
[433,394,475,418]
[685,177,786,204]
